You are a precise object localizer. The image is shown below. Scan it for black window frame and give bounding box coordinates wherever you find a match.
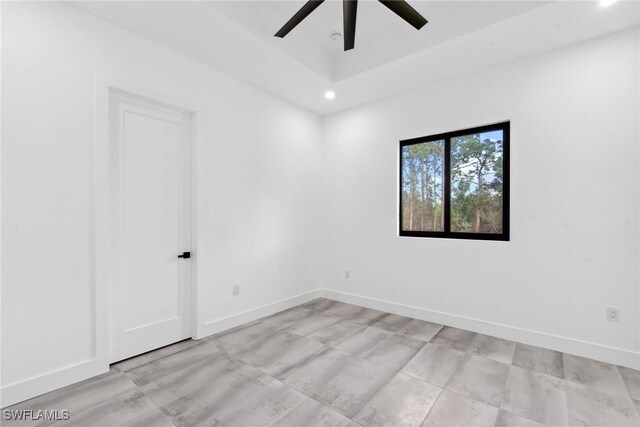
[399,121,510,241]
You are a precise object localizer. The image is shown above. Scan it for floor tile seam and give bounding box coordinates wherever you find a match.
[132,351,241,393]
[463,349,518,368]
[301,397,367,427]
[324,319,408,350]
[120,339,216,375]
[442,358,564,417]
[249,328,329,355]
[325,330,490,382]
[467,341,518,365]
[115,368,150,390]
[400,345,559,391]
[445,387,502,411]
[510,360,565,381]
[277,377,324,402]
[243,335,331,375]
[355,367,446,427]
[355,331,403,361]
[361,353,415,374]
[265,310,316,332]
[496,363,514,411]
[284,317,343,338]
[320,323,368,348]
[285,325,332,340]
[511,363,568,384]
[362,341,427,373]
[416,385,447,426]
[441,366,508,412]
[228,344,332,399]
[121,348,222,387]
[399,367,453,390]
[561,374,634,401]
[138,350,256,412]
[237,388,312,427]
[281,329,344,349]
[615,366,639,399]
[274,349,361,401]
[496,409,549,427]
[298,348,400,419]
[563,384,638,420]
[50,385,152,427]
[499,366,569,427]
[121,343,231,378]
[393,329,440,342]
[437,348,471,392]
[162,360,303,427]
[326,340,422,376]
[133,387,179,427]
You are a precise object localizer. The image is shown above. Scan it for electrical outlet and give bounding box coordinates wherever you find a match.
[606,307,619,322]
[345,270,351,279]
[233,285,240,296]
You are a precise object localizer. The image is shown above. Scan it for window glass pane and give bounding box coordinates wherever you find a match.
[401,140,444,232]
[450,130,504,233]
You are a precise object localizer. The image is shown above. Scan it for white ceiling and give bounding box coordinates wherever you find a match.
[206,1,550,81]
[70,1,640,115]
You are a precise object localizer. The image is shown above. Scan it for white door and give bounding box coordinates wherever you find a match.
[109,91,193,363]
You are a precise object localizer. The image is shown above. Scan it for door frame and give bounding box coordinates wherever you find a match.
[93,76,205,368]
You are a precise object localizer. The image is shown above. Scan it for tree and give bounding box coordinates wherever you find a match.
[451,135,503,233]
[402,142,444,231]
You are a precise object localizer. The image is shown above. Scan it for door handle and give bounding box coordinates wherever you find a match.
[178,251,191,259]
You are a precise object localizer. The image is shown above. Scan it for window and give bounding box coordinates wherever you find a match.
[399,122,509,241]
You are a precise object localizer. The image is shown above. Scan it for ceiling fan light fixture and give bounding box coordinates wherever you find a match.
[274,0,428,52]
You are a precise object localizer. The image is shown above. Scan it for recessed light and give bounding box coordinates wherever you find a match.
[599,0,618,7]
[325,91,336,100]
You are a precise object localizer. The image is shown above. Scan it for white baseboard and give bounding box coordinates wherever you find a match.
[4,287,636,409]
[320,289,640,370]
[1,359,109,409]
[198,289,324,339]
[1,290,324,408]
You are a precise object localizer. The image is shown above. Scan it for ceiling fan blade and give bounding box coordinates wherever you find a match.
[274,0,325,38]
[378,0,427,30]
[343,0,358,51]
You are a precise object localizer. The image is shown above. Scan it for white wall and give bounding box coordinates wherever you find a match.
[1,2,322,405]
[2,0,638,409]
[322,28,640,368]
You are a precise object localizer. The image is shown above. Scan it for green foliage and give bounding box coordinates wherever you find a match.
[451,134,503,233]
[402,132,504,234]
[401,141,444,231]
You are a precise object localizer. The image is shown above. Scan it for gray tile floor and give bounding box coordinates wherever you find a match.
[4,298,640,427]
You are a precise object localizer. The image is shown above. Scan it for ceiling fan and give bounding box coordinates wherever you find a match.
[274,0,428,51]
